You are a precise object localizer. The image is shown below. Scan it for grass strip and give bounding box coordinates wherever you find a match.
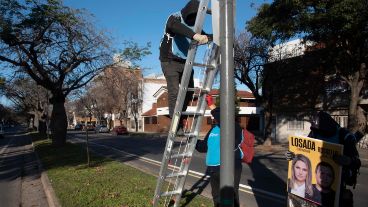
[34,138,212,207]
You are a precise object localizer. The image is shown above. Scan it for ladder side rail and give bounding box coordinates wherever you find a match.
[153,1,211,205]
[168,0,210,138]
[153,138,175,206]
[170,85,209,206]
[185,45,220,139]
[191,45,220,135]
[172,48,220,206]
[172,116,207,206]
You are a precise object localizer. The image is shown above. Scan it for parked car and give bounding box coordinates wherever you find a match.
[0,124,4,139]
[74,124,84,130]
[84,124,95,131]
[111,126,128,135]
[95,125,109,133]
[87,124,96,131]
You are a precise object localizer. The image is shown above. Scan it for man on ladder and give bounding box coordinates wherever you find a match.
[153,0,226,206]
[159,0,211,135]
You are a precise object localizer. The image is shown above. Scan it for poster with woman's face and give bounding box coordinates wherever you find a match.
[287,135,343,207]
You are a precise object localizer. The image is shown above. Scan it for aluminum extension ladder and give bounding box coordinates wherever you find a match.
[153,0,220,206]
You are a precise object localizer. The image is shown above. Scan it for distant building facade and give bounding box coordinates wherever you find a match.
[141,88,261,134]
[264,40,368,143]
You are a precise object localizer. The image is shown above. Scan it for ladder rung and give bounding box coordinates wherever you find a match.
[181,111,205,116]
[166,171,187,178]
[193,62,215,69]
[171,152,192,159]
[161,190,181,197]
[184,132,197,137]
[171,136,189,142]
[187,87,210,94]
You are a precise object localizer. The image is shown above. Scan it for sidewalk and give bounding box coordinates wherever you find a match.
[358,147,368,167]
[22,142,50,207]
[0,133,49,207]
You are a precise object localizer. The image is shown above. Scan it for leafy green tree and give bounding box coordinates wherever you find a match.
[247,0,368,133]
[0,0,113,146]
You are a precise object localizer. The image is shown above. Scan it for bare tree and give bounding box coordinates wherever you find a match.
[0,0,113,146]
[3,77,50,133]
[126,70,143,132]
[234,31,273,144]
[93,66,142,130]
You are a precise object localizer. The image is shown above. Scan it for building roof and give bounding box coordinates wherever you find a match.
[141,103,157,116]
[209,89,254,99]
[153,86,168,98]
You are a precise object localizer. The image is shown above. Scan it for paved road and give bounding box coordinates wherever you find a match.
[0,128,48,207]
[68,131,288,207]
[68,131,368,207]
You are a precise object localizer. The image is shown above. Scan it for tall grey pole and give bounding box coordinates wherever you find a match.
[220,0,235,206]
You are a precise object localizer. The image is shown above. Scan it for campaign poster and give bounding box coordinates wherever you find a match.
[287,135,343,207]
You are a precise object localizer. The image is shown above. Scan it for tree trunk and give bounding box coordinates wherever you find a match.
[38,120,47,135]
[260,95,273,146]
[357,106,367,133]
[348,69,364,132]
[50,99,67,147]
[134,116,138,132]
[263,109,273,146]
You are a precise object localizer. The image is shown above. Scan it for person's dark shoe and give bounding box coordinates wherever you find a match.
[177,126,185,136]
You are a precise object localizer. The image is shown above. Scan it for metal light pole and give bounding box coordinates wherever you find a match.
[220,0,235,206]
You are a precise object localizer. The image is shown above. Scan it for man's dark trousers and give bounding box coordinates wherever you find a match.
[161,60,194,119]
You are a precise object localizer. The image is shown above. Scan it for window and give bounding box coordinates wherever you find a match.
[144,117,158,124]
[152,117,157,124]
[287,118,304,130]
[144,117,150,124]
[332,116,348,128]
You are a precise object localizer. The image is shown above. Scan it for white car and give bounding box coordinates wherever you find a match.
[95,125,109,133]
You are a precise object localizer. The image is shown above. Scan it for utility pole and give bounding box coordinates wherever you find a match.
[220,0,235,206]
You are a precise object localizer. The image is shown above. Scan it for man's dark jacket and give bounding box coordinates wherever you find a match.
[159,0,199,63]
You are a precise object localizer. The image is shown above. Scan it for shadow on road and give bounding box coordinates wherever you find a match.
[247,151,287,207]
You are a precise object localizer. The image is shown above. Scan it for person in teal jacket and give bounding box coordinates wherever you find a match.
[195,95,243,207]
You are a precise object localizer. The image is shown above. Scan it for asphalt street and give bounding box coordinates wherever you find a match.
[1,129,367,207]
[67,131,368,207]
[67,131,290,207]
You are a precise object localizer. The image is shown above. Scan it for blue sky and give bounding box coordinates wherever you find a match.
[1,0,268,106]
[64,0,268,76]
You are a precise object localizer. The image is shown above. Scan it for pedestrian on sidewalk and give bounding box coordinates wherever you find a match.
[159,0,212,135]
[195,95,243,207]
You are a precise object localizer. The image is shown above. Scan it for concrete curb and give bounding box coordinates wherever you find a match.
[40,170,61,207]
[32,142,62,207]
